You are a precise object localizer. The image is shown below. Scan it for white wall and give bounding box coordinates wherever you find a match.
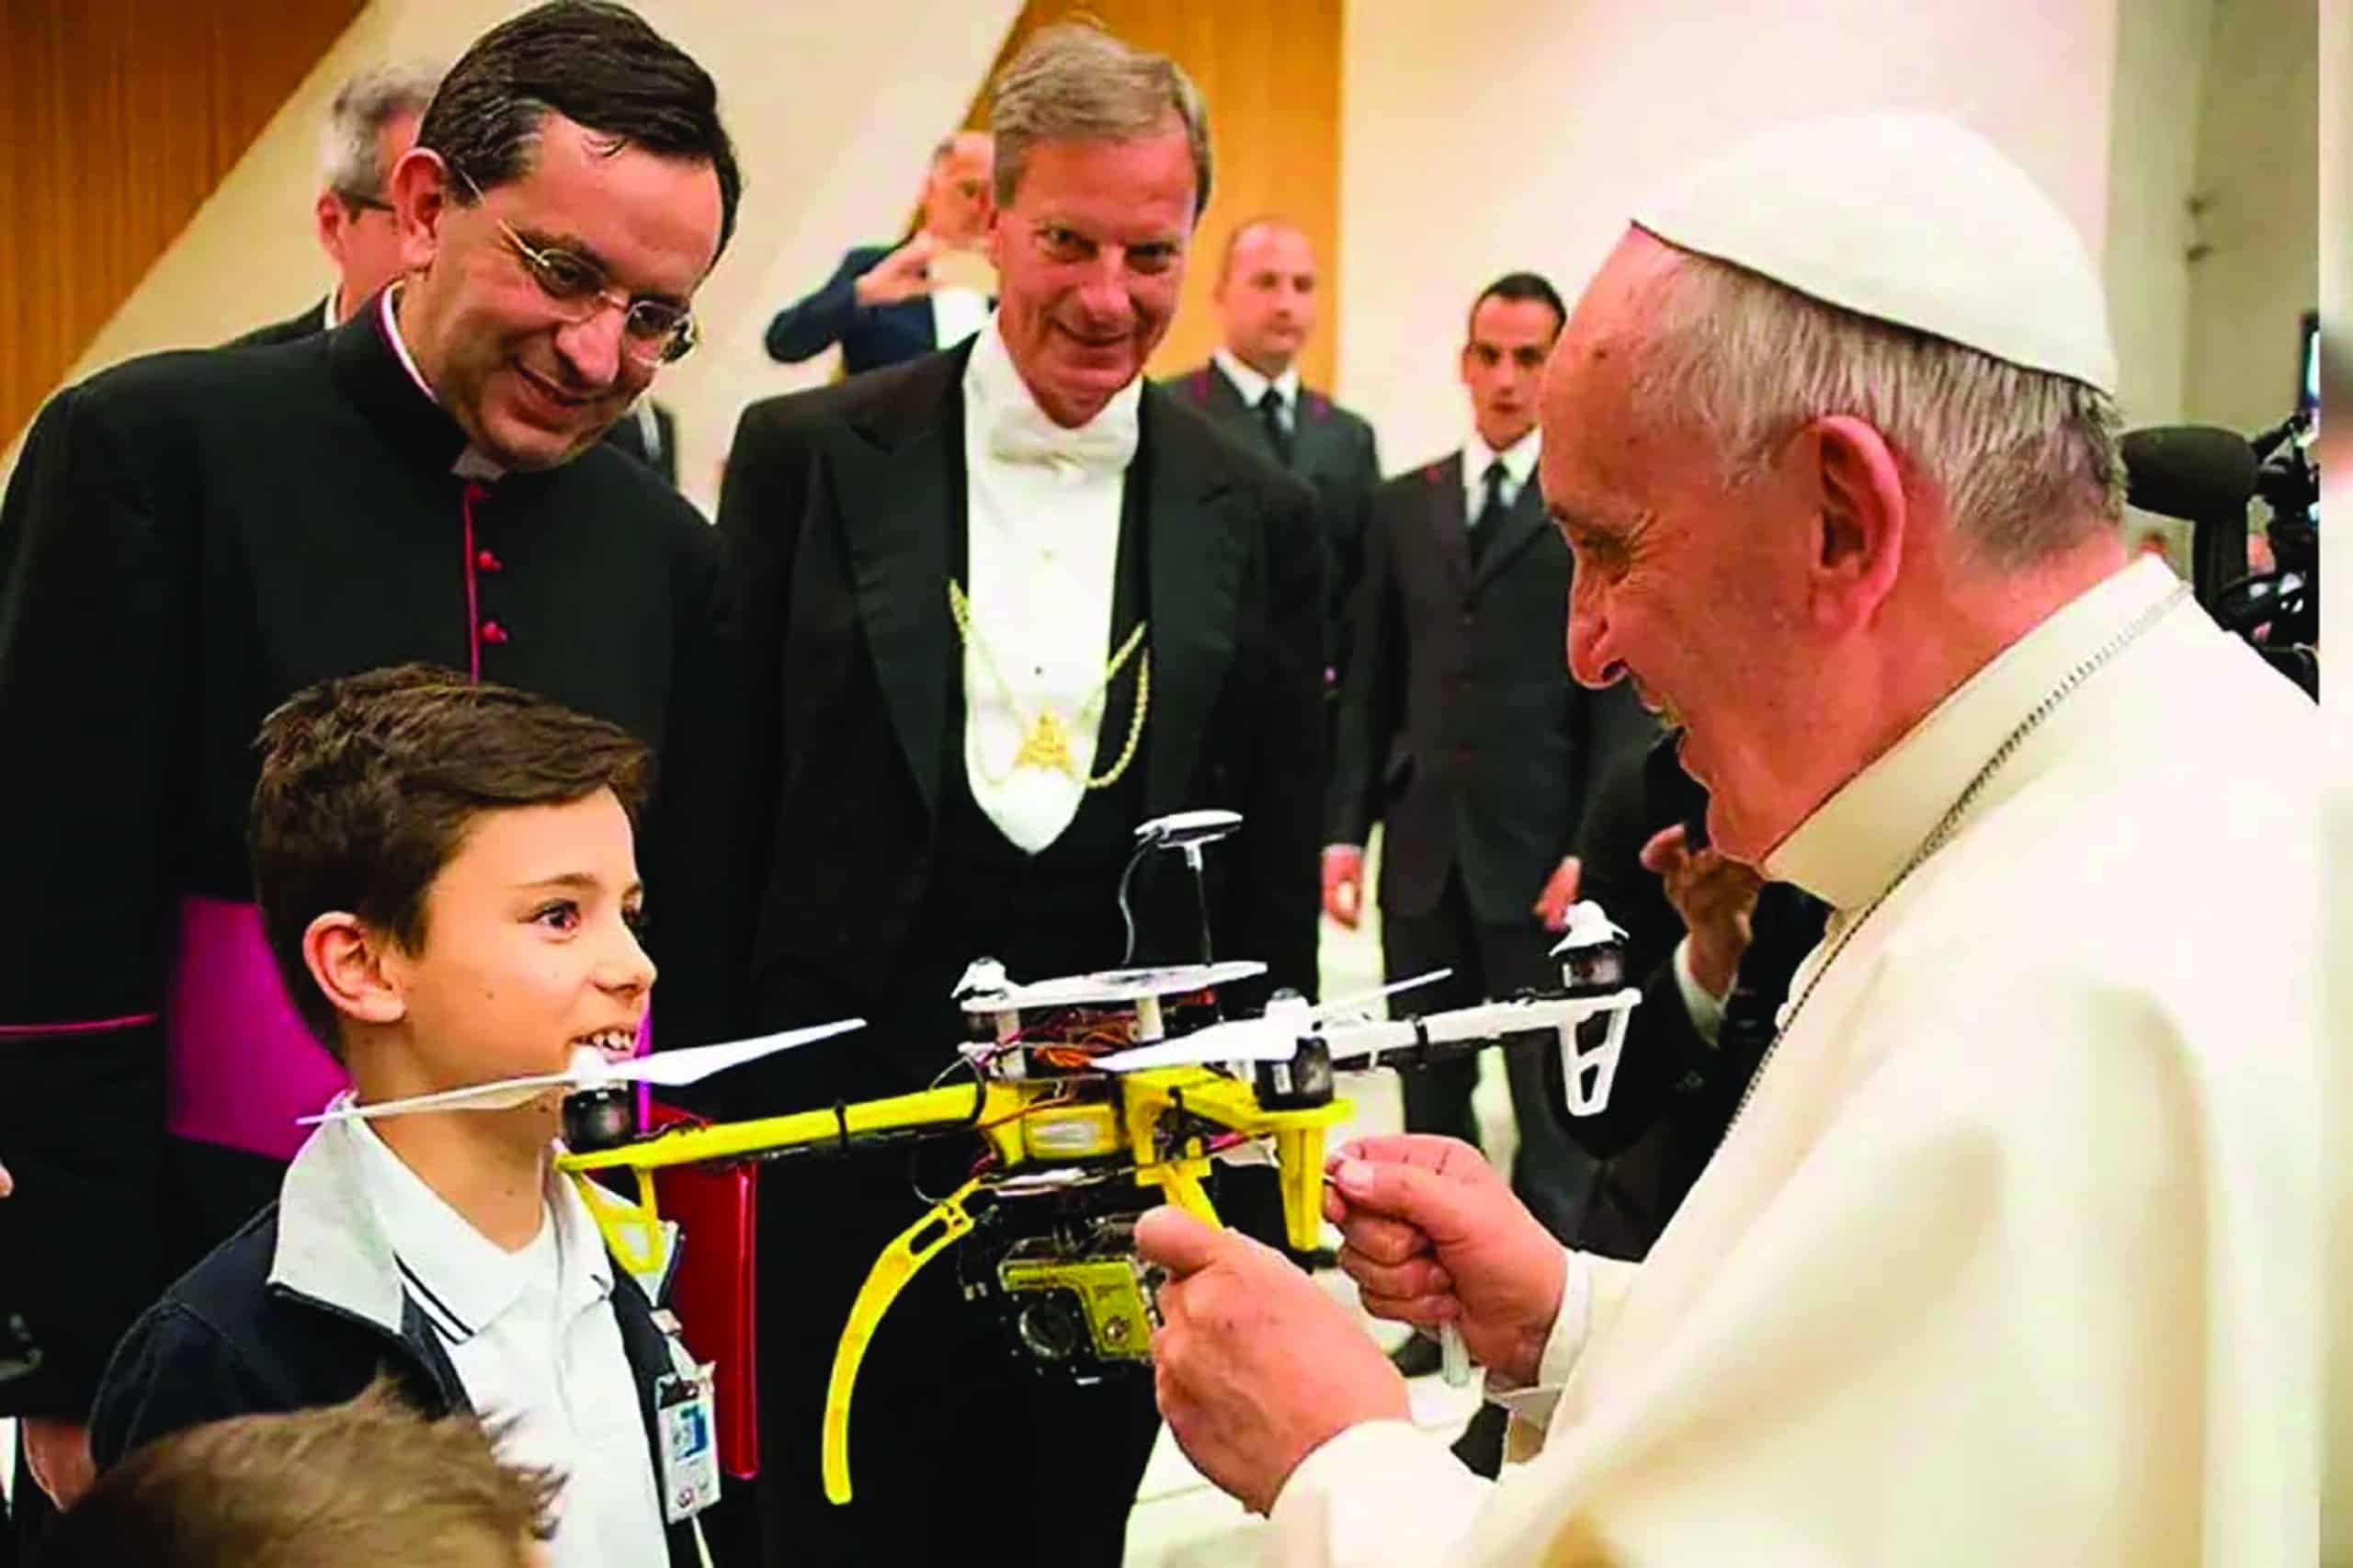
[2181,0,2316,438]
[31,0,1022,512]
[1336,0,2121,474]
[2099,0,2313,565]
[2104,0,2215,429]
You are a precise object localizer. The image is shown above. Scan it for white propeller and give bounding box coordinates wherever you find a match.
[1095,971,1451,1073]
[300,1018,867,1124]
[1548,901,1629,954]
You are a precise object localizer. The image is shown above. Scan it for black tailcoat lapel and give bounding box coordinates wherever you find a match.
[831,349,967,818]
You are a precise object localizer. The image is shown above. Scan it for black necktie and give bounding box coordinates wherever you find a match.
[1256,387,1294,467]
[1469,459,1509,565]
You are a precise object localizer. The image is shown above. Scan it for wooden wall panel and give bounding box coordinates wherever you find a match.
[0,0,365,439]
[970,0,1347,389]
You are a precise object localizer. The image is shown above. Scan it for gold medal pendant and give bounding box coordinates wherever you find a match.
[948,577,1150,790]
[1010,710,1077,778]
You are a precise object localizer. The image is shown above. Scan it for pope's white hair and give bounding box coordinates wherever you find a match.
[1630,248,2125,570]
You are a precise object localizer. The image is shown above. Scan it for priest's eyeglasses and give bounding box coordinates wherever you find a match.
[450,164,699,366]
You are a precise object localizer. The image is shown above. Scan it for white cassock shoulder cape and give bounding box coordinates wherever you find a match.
[1270,560,2318,1566]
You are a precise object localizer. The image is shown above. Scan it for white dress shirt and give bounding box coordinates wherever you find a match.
[1270,558,2320,1565]
[958,315,1142,854]
[351,1121,670,1568]
[1669,937,1729,1043]
[1212,347,1302,437]
[931,286,990,351]
[1463,425,1540,518]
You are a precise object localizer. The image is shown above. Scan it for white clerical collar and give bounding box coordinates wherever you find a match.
[1765,556,2183,910]
[1467,425,1541,489]
[964,313,1142,471]
[1213,347,1301,415]
[380,284,506,481]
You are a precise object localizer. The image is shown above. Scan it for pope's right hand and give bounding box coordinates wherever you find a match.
[1324,1134,1565,1387]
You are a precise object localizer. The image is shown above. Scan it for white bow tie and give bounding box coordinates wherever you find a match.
[986,398,1140,474]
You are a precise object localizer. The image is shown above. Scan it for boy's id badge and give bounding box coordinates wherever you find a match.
[655,1363,721,1523]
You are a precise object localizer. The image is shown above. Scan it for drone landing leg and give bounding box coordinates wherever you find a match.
[570,1166,667,1281]
[1273,1126,1327,1253]
[1143,1157,1222,1229]
[821,1178,982,1505]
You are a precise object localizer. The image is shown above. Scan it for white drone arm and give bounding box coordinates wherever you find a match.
[1324,989,1640,1116]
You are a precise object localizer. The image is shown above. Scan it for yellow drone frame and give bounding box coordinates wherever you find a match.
[556,1065,1351,1504]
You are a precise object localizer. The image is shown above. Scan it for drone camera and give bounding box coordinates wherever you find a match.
[985,1247,1158,1381]
[1014,1293,1087,1362]
[961,1199,1161,1381]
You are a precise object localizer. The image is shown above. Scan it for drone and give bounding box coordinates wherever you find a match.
[311,811,1641,1505]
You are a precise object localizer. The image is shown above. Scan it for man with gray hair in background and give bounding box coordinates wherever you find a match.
[716,18,1322,1565]
[1132,114,2317,1565]
[235,62,439,345]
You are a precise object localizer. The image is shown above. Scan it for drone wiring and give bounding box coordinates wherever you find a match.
[973,1084,1078,1134]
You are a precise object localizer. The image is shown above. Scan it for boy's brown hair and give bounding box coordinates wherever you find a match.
[33,1377,563,1567]
[249,664,653,1057]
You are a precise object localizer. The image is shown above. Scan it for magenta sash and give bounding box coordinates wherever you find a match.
[164,896,348,1161]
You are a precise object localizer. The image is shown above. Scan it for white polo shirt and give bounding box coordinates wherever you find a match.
[350,1121,670,1568]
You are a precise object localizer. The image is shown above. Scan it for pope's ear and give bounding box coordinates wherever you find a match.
[1802,415,1907,635]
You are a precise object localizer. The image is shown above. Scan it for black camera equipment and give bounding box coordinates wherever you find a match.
[2120,414,2317,699]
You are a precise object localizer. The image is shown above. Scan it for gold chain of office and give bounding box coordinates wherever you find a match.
[947,577,1149,789]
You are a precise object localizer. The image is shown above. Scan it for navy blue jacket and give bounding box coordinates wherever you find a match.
[764,245,942,376]
[88,1127,710,1568]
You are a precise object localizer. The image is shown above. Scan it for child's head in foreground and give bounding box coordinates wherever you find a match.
[250,665,656,1140]
[34,1377,562,1568]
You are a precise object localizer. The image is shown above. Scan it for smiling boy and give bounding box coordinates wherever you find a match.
[87,666,714,1568]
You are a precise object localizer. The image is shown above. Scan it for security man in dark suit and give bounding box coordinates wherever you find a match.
[1164,217,1381,702]
[1325,272,1648,1265]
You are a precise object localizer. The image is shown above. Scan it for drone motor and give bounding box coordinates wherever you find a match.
[563,1084,637,1153]
[1252,1038,1336,1111]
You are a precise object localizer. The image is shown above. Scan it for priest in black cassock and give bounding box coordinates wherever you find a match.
[714,22,1323,1567]
[0,1,740,1535]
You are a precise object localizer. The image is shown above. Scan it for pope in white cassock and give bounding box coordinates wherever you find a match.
[1132,114,2319,1566]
